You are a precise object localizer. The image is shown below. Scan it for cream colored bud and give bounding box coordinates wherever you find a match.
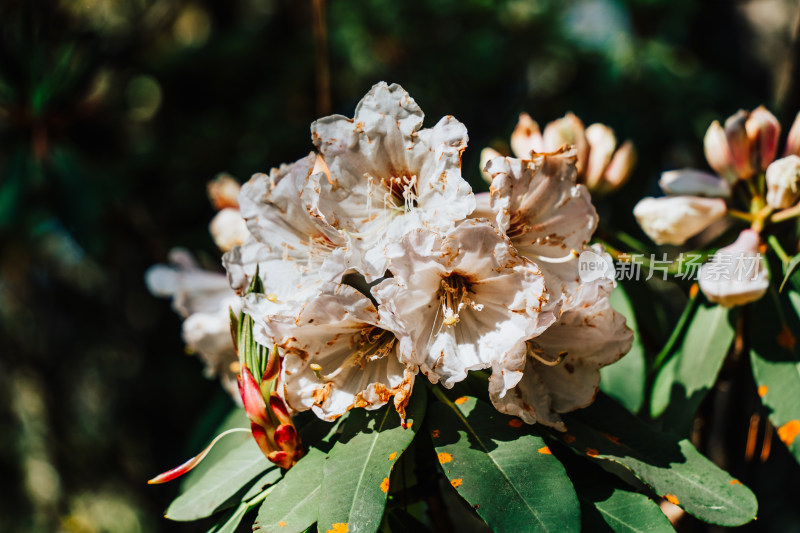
[765,155,800,209]
[543,113,588,174]
[658,169,731,198]
[633,196,727,245]
[600,140,636,193]
[704,120,737,182]
[724,110,754,179]
[745,105,780,171]
[698,229,768,307]
[510,113,543,159]
[785,110,800,157]
[209,208,250,252]
[207,174,241,210]
[480,147,502,184]
[584,123,617,190]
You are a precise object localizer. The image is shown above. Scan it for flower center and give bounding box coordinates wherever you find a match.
[437,274,482,328]
[311,326,397,381]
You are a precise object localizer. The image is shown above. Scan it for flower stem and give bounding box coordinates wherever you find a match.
[767,234,791,264]
[650,285,701,375]
[727,209,754,222]
[770,203,800,224]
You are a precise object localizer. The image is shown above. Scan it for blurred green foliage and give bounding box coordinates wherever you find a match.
[0,0,795,530]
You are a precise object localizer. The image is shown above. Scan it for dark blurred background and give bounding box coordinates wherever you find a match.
[0,0,797,531]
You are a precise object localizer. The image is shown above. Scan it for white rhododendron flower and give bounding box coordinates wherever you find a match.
[146,249,241,400]
[274,283,415,421]
[374,221,548,389]
[490,280,632,430]
[479,150,630,426]
[765,155,800,209]
[310,82,475,279]
[223,153,353,304]
[633,196,727,245]
[698,229,769,307]
[485,149,597,315]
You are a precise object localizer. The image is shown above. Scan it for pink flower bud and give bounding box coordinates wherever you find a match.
[658,169,731,198]
[511,113,544,158]
[698,230,769,307]
[239,366,271,429]
[267,450,294,469]
[704,120,737,182]
[543,113,588,175]
[745,105,781,171]
[724,110,754,179]
[207,174,240,211]
[601,140,636,193]
[584,123,617,190]
[269,393,294,427]
[785,111,800,157]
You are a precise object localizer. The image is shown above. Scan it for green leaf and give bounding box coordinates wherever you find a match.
[428,394,580,533]
[780,255,800,292]
[572,465,674,532]
[750,291,800,465]
[601,284,646,414]
[561,394,757,527]
[165,435,276,521]
[318,390,427,533]
[207,502,248,533]
[650,302,735,432]
[253,446,327,533]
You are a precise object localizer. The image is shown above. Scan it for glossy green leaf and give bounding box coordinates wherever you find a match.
[561,394,757,527]
[780,255,800,292]
[317,390,427,533]
[750,291,800,465]
[253,446,327,533]
[207,502,248,533]
[428,394,580,533]
[573,465,674,533]
[165,435,275,521]
[650,302,735,432]
[601,284,646,414]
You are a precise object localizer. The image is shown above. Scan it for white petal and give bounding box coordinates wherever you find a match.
[633,196,727,245]
[698,229,769,307]
[486,152,598,259]
[658,169,731,198]
[375,221,546,387]
[276,283,415,421]
[765,155,800,209]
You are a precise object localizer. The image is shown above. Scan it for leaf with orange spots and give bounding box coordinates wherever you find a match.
[561,394,757,527]
[428,395,580,532]
[318,389,426,533]
[327,523,348,533]
[664,494,680,505]
[538,446,551,455]
[750,291,800,467]
[253,447,326,533]
[455,396,468,404]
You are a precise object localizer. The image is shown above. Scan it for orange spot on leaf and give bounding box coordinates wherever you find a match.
[327,523,348,533]
[455,396,468,405]
[438,452,453,464]
[279,521,287,527]
[585,448,599,458]
[601,432,622,446]
[380,477,390,493]
[451,478,462,488]
[778,325,797,352]
[431,429,440,438]
[388,452,397,461]
[778,420,800,447]
[665,494,680,506]
[563,434,576,444]
[538,446,551,455]
[689,283,699,298]
[730,479,742,485]
[508,418,524,428]
[757,385,768,398]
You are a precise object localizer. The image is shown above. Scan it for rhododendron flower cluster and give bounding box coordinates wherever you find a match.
[223,82,633,433]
